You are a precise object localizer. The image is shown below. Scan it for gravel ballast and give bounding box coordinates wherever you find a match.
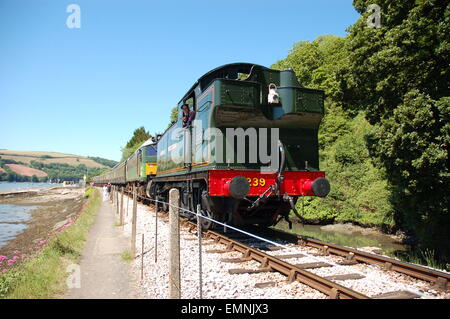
[117,195,449,299]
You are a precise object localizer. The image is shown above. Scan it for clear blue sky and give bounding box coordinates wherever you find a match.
[0,0,360,161]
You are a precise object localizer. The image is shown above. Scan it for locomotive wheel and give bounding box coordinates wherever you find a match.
[156,194,168,212]
[198,208,214,231]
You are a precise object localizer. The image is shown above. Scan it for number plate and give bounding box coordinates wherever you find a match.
[247,177,266,187]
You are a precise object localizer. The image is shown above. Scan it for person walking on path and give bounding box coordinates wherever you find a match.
[102,184,109,202]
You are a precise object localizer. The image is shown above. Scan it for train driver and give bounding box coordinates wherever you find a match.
[181,103,196,128]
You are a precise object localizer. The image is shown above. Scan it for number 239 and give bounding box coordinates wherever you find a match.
[247,177,266,187]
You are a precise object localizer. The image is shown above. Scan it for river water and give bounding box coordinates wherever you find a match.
[274,221,409,257]
[0,182,55,249]
[0,204,37,248]
[0,182,55,194]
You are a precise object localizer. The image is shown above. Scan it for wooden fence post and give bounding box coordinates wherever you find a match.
[116,186,120,217]
[169,188,180,299]
[131,185,137,257]
[141,233,144,280]
[197,204,203,299]
[120,186,124,225]
[155,200,158,263]
[126,188,129,218]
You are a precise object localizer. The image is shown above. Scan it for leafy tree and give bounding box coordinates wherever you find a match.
[87,156,118,168]
[120,126,152,161]
[339,0,450,259]
[272,35,353,151]
[28,161,104,182]
[272,35,394,231]
[272,35,348,103]
[170,106,178,124]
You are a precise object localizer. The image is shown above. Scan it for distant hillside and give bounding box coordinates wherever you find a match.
[0,150,116,182]
[87,156,118,168]
[0,150,116,169]
[5,164,48,178]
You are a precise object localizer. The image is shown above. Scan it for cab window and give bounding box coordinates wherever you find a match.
[146,146,157,156]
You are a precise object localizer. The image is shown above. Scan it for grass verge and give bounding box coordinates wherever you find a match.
[120,251,132,262]
[0,187,101,298]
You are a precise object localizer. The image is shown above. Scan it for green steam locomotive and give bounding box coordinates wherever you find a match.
[92,63,330,229]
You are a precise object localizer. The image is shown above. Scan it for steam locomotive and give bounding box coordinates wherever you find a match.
[92,63,330,229]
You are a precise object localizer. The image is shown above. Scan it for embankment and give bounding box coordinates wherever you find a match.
[0,187,100,298]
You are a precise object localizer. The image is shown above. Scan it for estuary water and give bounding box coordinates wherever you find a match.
[274,221,409,258]
[0,204,37,248]
[0,182,55,194]
[0,183,54,249]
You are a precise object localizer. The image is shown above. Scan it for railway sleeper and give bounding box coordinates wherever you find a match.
[292,262,333,269]
[336,259,358,265]
[228,267,274,275]
[266,245,284,251]
[255,281,279,289]
[254,272,366,289]
[271,253,306,260]
[433,277,448,291]
[373,290,420,299]
[202,242,218,246]
[323,273,365,281]
[205,249,234,254]
[220,257,253,263]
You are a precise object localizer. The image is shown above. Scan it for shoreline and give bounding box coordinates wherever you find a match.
[0,188,101,298]
[0,185,60,196]
[0,187,85,259]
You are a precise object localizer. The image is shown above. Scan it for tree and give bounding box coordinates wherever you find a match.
[339,0,450,259]
[120,126,152,161]
[272,35,348,104]
[88,156,118,168]
[168,106,178,128]
[272,35,394,230]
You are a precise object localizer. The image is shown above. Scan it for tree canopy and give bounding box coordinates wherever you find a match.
[272,1,449,263]
[339,0,449,258]
[120,126,152,161]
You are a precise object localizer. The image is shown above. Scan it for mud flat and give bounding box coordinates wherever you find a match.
[0,187,85,258]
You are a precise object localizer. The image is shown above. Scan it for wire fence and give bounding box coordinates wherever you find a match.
[109,186,428,299]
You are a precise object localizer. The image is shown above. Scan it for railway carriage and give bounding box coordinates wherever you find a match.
[92,138,157,193]
[125,139,158,197]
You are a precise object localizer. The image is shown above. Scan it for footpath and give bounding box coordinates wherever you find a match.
[64,196,141,299]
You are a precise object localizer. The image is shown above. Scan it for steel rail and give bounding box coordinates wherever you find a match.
[251,226,450,291]
[186,221,369,299]
[119,189,449,291]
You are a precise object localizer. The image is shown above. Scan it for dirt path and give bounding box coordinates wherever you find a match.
[64,198,142,299]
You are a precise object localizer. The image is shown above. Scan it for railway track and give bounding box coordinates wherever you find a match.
[119,190,449,299]
[184,220,449,299]
[185,221,368,299]
[249,225,450,291]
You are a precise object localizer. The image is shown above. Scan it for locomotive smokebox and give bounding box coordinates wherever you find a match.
[311,177,330,198]
[226,176,250,199]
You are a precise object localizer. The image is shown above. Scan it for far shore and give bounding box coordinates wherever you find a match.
[0,183,61,196]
